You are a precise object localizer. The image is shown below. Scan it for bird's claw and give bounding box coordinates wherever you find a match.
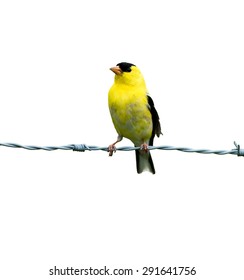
[108,144,116,156]
[140,143,149,153]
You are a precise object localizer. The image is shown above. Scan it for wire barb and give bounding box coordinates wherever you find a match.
[0,141,243,157]
[72,144,90,152]
[233,141,244,157]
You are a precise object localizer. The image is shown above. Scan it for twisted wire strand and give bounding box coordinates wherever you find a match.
[0,142,243,156]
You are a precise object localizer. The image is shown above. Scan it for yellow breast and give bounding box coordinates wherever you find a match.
[108,83,152,145]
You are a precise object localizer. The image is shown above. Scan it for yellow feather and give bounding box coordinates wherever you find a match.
[108,66,152,145]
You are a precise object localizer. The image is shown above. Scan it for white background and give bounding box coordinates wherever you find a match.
[0,1,244,279]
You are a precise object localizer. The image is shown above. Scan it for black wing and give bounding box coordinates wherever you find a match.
[147,95,162,146]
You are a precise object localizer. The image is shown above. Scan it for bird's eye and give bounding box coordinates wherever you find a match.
[124,67,132,72]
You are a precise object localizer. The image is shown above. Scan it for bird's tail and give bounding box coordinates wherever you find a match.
[135,149,155,174]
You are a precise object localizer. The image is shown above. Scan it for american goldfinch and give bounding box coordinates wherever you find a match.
[108,62,162,174]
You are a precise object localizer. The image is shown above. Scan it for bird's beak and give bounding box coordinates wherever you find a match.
[110,66,122,75]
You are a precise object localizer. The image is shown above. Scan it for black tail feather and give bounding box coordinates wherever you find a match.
[135,150,155,174]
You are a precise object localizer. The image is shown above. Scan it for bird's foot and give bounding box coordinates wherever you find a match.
[140,143,149,153]
[108,144,116,156]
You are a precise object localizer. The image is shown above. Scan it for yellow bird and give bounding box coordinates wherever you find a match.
[108,62,162,174]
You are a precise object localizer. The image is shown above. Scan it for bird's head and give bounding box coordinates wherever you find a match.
[110,62,146,87]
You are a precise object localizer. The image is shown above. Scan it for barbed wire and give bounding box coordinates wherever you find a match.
[0,141,243,157]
